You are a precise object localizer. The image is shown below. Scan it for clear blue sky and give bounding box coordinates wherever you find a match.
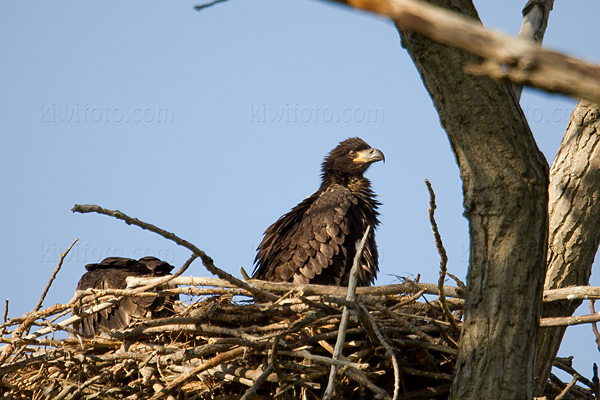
[1,0,599,380]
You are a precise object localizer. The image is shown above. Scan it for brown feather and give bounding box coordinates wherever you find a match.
[73,256,178,336]
[253,137,383,287]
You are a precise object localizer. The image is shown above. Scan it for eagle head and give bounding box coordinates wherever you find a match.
[321,137,385,177]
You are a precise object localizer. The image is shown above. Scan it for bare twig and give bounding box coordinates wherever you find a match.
[356,303,400,400]
[2,300,7,324]
[194,0,230,11]
[341,366,392,400]
[323,226,371,400]
[240,364,274,400]
[240,266,251,280]
[554,359,596,390]
[128,276,463,299]
[388,288,427,311]
[35,238,79,312]
[280,350,368,370]
[589,301,600,352]
[148,346,252,400]
[446,272,466,292]
[425,180,460,334]
[72,204,279,302]
[555,375,579,400]
[270,335,286,381]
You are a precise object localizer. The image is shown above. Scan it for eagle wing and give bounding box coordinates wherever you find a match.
[75,257,177,335]
[254,184,377,286]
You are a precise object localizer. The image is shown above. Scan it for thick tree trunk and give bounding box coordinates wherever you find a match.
[397,1,548,398]
[534,100,600,395]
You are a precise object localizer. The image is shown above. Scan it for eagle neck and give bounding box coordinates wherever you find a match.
[320,172,372,195]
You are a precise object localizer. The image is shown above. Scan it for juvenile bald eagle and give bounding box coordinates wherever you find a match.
[74,256,178,335]
[252,137,384,286]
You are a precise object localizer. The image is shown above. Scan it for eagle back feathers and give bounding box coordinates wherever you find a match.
[74,256,178,335]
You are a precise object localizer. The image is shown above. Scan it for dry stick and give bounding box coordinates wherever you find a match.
[5,239,81,363]
[589,301,600,352]
[357,302,401,400]
[553,360,596,390]
[388,288,427,311]
[148,346,250,400]
[66,359,133,400]
[555,375,579,400]
[425,180,460,334]
[194,0,230,10]
[72,204,279,302]
[279,350,368,370]
[0,309,65,363]
[340,366,392,400]
[240,364,275,400]
[544,287,600,302]
[323,225,371,400]
[271,335,285,381]
[1,299,8,335]
[369,302,436,345]
[128,276,463,298]
[75,286,245,299]
[540,313,600,327]
[446,272,466,292]
[35,238,79,312]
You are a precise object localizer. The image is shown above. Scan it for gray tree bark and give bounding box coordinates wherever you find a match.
[396,1,549,398]
[534,100,600,395]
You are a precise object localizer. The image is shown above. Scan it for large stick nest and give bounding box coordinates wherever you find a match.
[0,279,595,400]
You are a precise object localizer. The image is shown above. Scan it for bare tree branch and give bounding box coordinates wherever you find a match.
[72,204,279,302]
[544,287,600,303]
[425,180,460,334]
[535,99,600,394]
[513,0,554,99]
[35,238,79,312]
[325,0,600,104]
[541,314,600,328]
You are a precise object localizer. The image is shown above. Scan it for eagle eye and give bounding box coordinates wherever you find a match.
[349,149,357,156]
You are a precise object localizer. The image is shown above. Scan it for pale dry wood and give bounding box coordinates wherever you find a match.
[128,276,464,298]
[148,346,250,400]
[279,350,369,370]
[540,313,600,328]
[239,364,274,400]
[544,287,600,302]
[324,226,371,400]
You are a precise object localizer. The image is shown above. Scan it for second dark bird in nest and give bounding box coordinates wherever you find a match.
[252,137,384,287]
[73,256,178,336]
